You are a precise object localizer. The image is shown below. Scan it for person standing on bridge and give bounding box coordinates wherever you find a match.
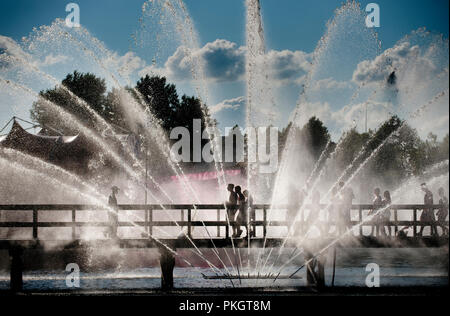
[329,186,342,236]
[437,187,448,236]
[341,187,355,235]
[234,186,246,238]
[418,183,438,237]
[381,190,392,237]
[226,184,238,238]
[287,185,300,233]
[369,188,384,237]
[308,190,324,236]
[108,186,120,239]
[243,190,255,237]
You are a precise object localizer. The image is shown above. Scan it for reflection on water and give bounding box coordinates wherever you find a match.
[0,248,447,291]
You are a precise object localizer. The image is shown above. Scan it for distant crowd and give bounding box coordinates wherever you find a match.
[225,182,449,239]
[103,182,448,240]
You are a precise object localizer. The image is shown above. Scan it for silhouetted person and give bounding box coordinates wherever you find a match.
[329,186,343,236]
[296,189,307,235]
[341,187,355,234]
[108,186,120,239]
[235,186,246,238]
[287,185,300,230]
[437,187,448,236]
[308,190,323,236]
[243,190,255,237]
[419,183,437,237]
[387,71,397,85]
[226,184,238,237]
[381,190,392,236]
[369,188,384,236]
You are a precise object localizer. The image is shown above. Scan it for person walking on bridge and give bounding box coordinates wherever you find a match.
[369,188,384,237]
[235,186,246,238]
[226,184,238,238]
[341,187,355,235]
[418,183,438,237]
[108,186,120,239]
[381,190,392,236]
[243,190,255,237]
[437,187,448,236]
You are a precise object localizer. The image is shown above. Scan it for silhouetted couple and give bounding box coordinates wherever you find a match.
[226,184,253,238]
[330,182,355,236]
[418,184,448,237]
[369,187,392,237]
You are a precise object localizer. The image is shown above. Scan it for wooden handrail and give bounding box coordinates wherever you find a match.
[0,204,445,210]
[1,204,447,241]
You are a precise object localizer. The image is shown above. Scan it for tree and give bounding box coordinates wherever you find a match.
[30,71,115,134]
[438,134,449,161]
[135,75,180,132]
[299,116,331,161]
[334,128,370,170]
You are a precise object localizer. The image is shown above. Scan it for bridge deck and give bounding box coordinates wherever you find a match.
[1,204,448,249]
[0,236,447,250]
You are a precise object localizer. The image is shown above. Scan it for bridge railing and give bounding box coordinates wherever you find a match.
[0,204,448,240]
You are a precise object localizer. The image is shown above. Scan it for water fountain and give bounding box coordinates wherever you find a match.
[0,0,448,291]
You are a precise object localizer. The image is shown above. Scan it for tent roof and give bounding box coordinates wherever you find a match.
[0,120,86,160]
[0,120,79,145]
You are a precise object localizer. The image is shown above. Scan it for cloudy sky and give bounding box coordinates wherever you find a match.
[0,0,448,139]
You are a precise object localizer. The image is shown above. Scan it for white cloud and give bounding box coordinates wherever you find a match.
[298,99,396,139]
[137,39,311,85]
[162,39,246,82]
[0,36,70,69]
[0,35,36,67]
[210,96,245,114]
[41,54,70,66]
[103,51,146,79]
[263,49,312,85]
[0,36,30,59]
[352,40,444,86]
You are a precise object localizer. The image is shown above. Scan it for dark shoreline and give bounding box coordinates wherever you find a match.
[1,285,448,296]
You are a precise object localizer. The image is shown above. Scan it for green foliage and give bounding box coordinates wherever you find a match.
[300,116,331,160]
[279,117,331,162]
[30,71,114,134]
[334,128,370,170]
[135,75,180,132]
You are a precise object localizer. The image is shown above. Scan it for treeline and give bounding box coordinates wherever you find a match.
[31,71,211,138]
[30,71,449,188]
[30,71,212,178]
[279,116,449,194]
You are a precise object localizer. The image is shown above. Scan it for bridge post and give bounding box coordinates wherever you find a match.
[158,242,176,291]
[9,247,24,293]
[32,209,38,239]
[305,250,315,286]
[316,254,326,289]
[217,209,220,237]
[413,208,418,237]
[304,248,326,289]
[187,209,192,238]
[359,206,363,236]
[394,207,398,236]
[263,207,267,238]
[71,209,76,239]
[149,207,153,236]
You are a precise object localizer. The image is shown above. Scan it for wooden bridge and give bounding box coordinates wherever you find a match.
[0,204,448,292]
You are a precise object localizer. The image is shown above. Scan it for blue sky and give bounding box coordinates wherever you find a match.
[1,0,448,53]
[0,0,449,137]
